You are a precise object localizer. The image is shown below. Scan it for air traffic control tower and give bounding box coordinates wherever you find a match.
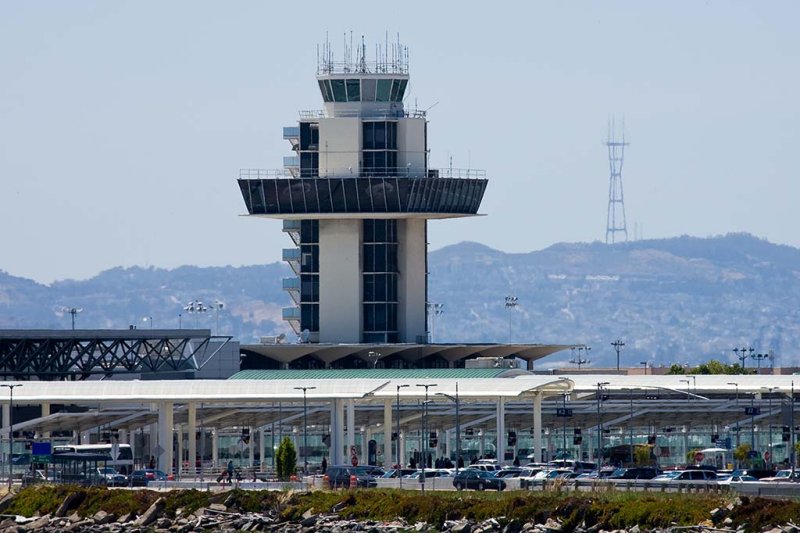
[238,39,487,346]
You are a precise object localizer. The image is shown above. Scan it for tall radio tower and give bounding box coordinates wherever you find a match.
[605,117,629,244]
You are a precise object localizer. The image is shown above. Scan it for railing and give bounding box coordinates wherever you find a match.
[283,156,299,168]
[283,126,300,139]
[282,307,301,321]
[298,108,426,120]
[282,220,301,232]
[282,248,300,261]
[282,278,300,290]
[238,167,486,180]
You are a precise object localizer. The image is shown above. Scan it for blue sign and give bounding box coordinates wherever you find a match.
[31,442,51,455]
[556,408,573,417]
[745,407,761,416]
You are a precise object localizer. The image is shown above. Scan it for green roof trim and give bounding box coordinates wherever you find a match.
[229,368,521,380]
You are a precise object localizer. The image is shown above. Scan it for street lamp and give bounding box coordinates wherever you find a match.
[66,307,83,330]
[183,300,209,328]
[293,386,316,474]
[436,383,460,473]
[2,384,22,488]
[571,346,591,369]
[416,383,437,492]
[367,351,382,369]
[680,379,691,403]
[395,384,410,472]
[753,352,770,371]
[727,382,740,450]
[750,393,757,452]
[504,296,518,344]
[427,303,444,343]
[596,382,609,465]
[142,316,153,329]
[611,340,625,372]
[640,361,648,375]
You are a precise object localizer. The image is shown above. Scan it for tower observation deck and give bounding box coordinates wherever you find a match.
[237,38,488,346]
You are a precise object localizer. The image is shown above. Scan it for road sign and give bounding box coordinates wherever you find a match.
[154,444,165,457]
[556,408,573,417]
[745,406,761,416]
[31,454,52,463]
[694,451,704,463]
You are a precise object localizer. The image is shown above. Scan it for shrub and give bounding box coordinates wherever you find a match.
[275,436,297,480]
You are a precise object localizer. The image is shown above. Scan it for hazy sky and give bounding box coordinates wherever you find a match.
[2,1,798,284]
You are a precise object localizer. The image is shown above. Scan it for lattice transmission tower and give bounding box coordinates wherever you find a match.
[605,118,629,244]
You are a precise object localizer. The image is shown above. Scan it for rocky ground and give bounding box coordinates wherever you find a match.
[0,488,796,533]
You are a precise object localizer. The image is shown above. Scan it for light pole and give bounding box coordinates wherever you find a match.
[640,361,648,375]
[733,347,752,370]
[596,382,609,465]
[2,384,22,488]
[211,300,225,335]
[504,296,518,344]
[178,313,182,329]
[142,316,153,329]
[727,382,740,449]
[184,300,209,328]
[427,303,444,343]
[753,352,770,372]
[294,386,316,474]
[367,351,382,369]
[611,340,625,372]
[436,383,460,473]
[66,307,83,330]
[761,386,777,467]
[570,346,591,369]
[416,383,437,492]
[750,393,757,452]
[395,384,409,473]
[680,379,691,403]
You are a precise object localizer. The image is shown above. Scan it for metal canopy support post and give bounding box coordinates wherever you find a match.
[346,400,356,462]
[157,401,174,475]
[533,393,543,463]
[383,399,392,467]
[330,399,344,466]
[187,402,196,477]
[496,397,505,465]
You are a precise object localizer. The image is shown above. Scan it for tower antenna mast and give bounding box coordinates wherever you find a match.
[605,116,629,244]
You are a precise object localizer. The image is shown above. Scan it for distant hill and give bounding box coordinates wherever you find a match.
[1,233,798,368]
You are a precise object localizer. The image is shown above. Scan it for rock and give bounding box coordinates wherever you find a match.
[544,519,562,532]
[93,510,116,525]
[0,518,15,530]
[55,493,84,518]
[629,526,640,533]
[208,503,228,513]
[763,528,783,533]
[66,512,81,524]
[332,502,348,513]
[710,507,724,520]
[64,519,91,532]
[300,514,318,528]
[192,508,206,518]
[723,517,734,526]
[135,497,166,527]
[451,520,473,533]
[503,519,522,533]
[21,516,49,531]
[117,512,135,524]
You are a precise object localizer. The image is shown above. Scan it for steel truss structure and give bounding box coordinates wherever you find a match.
[0,330,221,380]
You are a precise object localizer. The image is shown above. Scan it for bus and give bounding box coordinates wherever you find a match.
[52,443,134,474]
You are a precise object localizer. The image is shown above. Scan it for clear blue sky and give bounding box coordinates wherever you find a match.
[2,1,798,283]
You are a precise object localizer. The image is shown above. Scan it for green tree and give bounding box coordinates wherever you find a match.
[733,443,752,465]
[634,445,652,466]
[275,436,297,480]
[667,364,686,375]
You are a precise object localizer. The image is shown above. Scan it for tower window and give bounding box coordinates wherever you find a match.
[346,79,361,102]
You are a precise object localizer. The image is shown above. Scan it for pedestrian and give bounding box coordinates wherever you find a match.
[148,456,155,469]
[321,456,328,474]
[227,460,234,483]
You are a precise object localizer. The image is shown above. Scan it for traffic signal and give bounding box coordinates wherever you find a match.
[507,431,517,446]
[241,428,250,444]
[783,425,791,442]
[573,428,582,445]
[391,432,398,441]
[322,434,331,447]
[428,431,438,448]
[647,435,656,445]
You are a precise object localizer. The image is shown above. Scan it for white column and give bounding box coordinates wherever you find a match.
[319,220,362,343]
[149,422,159,462]
[496,397,505,464]
[533,393,543,464]
[330,399,344,466]
[211,428,219,468]
[479,430,485,457]
[248,426,254,468]
[176,425,183,478]
[187,403,197,477]
[445,429,452,460]
[117,429,128,445]
[157,401,174,474]
[347,400,356,461]
[259,427,266,472]
[383,400,392,467]
[399,431,406,467]
[397,218,428,342]
[40,403,50,439]
[361,428,368,464]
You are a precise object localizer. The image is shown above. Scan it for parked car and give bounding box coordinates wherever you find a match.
[21,469,50,486]
[760,470,800,482]
[452,469,506,491]
[532,468,574,481]
[495,468,524,478]
[324,465,379,488]
[466,463,502,473]
[96,467,128,486]
[607,467,662,480]
[381,468,417,478]
[129,470,150,486]
[654,470,716,481]
[717,474,759,485]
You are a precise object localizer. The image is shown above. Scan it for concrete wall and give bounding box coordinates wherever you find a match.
[318,118,361,177]
[397,118,427,176]
[319,219,362,342]
[397,218,428,343]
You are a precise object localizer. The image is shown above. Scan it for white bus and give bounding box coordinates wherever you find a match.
[52,443,134,474]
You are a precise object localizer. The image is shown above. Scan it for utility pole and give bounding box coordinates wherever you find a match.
[611,340,625,372]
